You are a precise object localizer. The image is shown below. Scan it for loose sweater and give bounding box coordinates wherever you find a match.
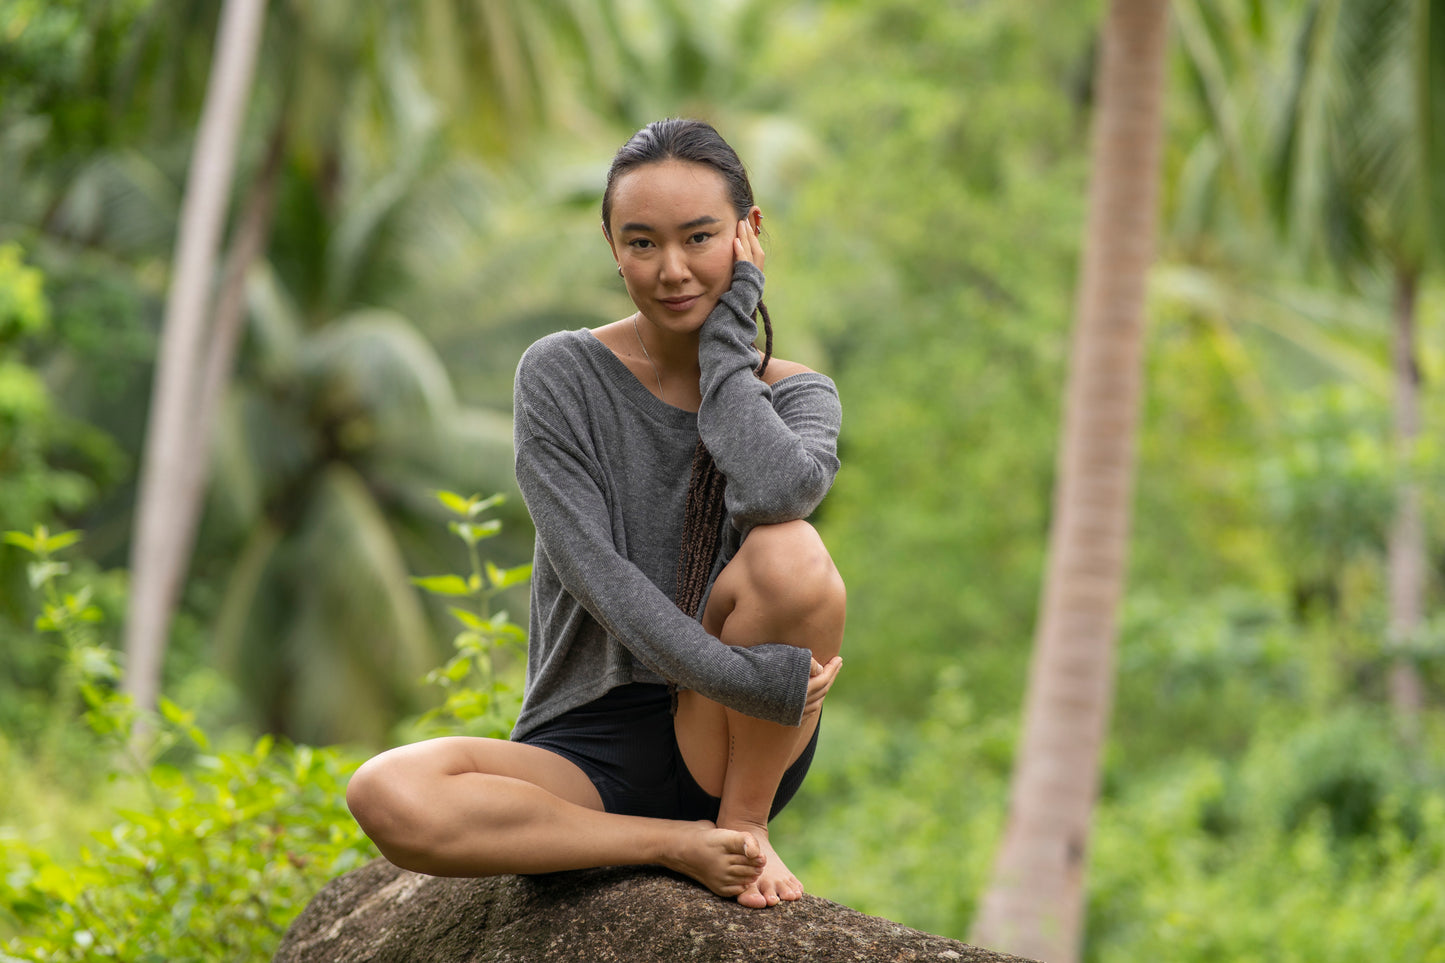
[510,261,842,741]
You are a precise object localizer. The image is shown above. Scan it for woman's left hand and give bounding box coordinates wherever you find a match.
[732,218,764,272]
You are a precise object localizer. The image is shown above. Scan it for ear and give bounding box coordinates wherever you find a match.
[602,220,619,261]
[748,206,763,234]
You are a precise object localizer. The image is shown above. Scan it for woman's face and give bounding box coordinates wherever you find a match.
[606,159,754,335]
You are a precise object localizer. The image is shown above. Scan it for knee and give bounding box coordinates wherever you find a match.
[347,752,437,865]
[739,521,846,617]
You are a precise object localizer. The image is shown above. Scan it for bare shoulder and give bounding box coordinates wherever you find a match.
[759,357,818,386]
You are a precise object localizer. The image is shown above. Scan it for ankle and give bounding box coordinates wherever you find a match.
[716,811,771,837]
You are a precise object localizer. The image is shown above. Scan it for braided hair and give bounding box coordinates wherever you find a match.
[602,119,774,617]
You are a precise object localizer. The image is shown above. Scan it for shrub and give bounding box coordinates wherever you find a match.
[0,526,369,960]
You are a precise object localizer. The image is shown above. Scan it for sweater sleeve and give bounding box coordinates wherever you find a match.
[696,261,842,532]
[513,360,813,726]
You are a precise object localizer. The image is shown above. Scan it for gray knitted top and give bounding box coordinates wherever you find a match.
[510,261,842,740]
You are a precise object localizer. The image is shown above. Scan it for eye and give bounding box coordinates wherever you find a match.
[627,237,654,249]
[688,231,715,244]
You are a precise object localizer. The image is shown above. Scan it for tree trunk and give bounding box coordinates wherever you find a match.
[970,2,1170,961]
[169,116,288,610]
[122,0,268,717]
[1387,268,1425,739]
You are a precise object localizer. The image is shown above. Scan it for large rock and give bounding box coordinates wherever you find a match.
[275,858,1035,962]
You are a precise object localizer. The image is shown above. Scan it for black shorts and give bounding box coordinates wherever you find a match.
[518,683,819,821]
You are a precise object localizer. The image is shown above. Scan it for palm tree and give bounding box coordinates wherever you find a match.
[1265,0,1443,737]
[1169,0,1443,735]
[116,0,707,721]
[204,265,515,743]
[122,0,269,721]
[970,2,1171,961]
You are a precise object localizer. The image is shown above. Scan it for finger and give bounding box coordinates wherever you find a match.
[735,220,763,270]
[805,671,838,708]
[745,219,765,270]
[806,674,828,701]
[809,653,843,682]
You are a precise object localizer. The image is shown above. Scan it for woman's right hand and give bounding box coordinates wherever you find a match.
[804,656,842,716]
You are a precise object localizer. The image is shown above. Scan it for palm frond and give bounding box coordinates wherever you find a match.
[301,308,460,428]
[1152,262,1391,395]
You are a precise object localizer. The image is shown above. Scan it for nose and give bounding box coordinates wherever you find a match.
[658,245,690,285]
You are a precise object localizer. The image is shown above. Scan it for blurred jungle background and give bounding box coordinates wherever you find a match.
[2,0,1443,960]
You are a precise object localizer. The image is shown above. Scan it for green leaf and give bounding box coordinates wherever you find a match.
[40,529,84,554]
[467,519,503,542]
[159,696,189,727]
[26,559,68,590]
[495,623,528,645]
[74,645,120,681]
[410,575,472,596]
[467,494,505,518]
[435,490,475,516]
[2,530,36,553]
[448,519,501,545]
[489,562,532,590]
[186,725,210,751]
[448,606,486,629]
[453,630,485,653]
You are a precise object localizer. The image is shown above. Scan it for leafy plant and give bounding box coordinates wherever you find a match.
[0,526,371,960]
[405,490,532,739]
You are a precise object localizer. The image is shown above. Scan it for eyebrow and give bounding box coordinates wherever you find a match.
[618,215,723,234]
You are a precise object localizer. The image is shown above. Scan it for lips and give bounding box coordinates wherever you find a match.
[659,295,702,312]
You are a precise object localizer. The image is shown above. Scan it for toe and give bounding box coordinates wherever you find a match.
[737,885,768,910]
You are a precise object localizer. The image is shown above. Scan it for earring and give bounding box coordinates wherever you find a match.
[617,266,624,278]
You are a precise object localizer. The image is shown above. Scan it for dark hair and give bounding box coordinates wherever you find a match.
[604,119,774,617]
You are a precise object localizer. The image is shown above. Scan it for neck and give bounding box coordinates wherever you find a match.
[632,313,701,376]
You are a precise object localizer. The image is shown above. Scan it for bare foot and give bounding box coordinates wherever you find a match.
[720,821,801,909]
[658,821,766,898]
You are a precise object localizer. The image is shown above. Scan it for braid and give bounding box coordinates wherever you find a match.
[672,301,774,616]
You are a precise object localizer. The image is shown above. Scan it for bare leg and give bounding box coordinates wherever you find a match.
[674,520,847,908]
[346,736,765,897]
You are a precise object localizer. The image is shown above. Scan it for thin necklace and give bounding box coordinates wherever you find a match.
[631,313,665,402]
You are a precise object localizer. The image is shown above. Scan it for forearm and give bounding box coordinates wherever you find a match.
[696,263,841,527]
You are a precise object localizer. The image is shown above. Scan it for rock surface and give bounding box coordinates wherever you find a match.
[274,858,1036,963]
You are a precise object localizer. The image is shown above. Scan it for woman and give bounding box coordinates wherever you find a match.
[347,119,845,910]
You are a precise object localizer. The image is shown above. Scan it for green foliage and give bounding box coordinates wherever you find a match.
[763,0,1095,718]
[1087,714,1445,963]
[0,736,369,962]
[778,665,1012,938]
[1262,385,1397,573]
[0,528,370,960]
[402,490,531,740]
[0,246,130,744]
[1,0,1442,958]
[0,494,528,957]
[779,592,1445,962]
[0,243,48,340]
